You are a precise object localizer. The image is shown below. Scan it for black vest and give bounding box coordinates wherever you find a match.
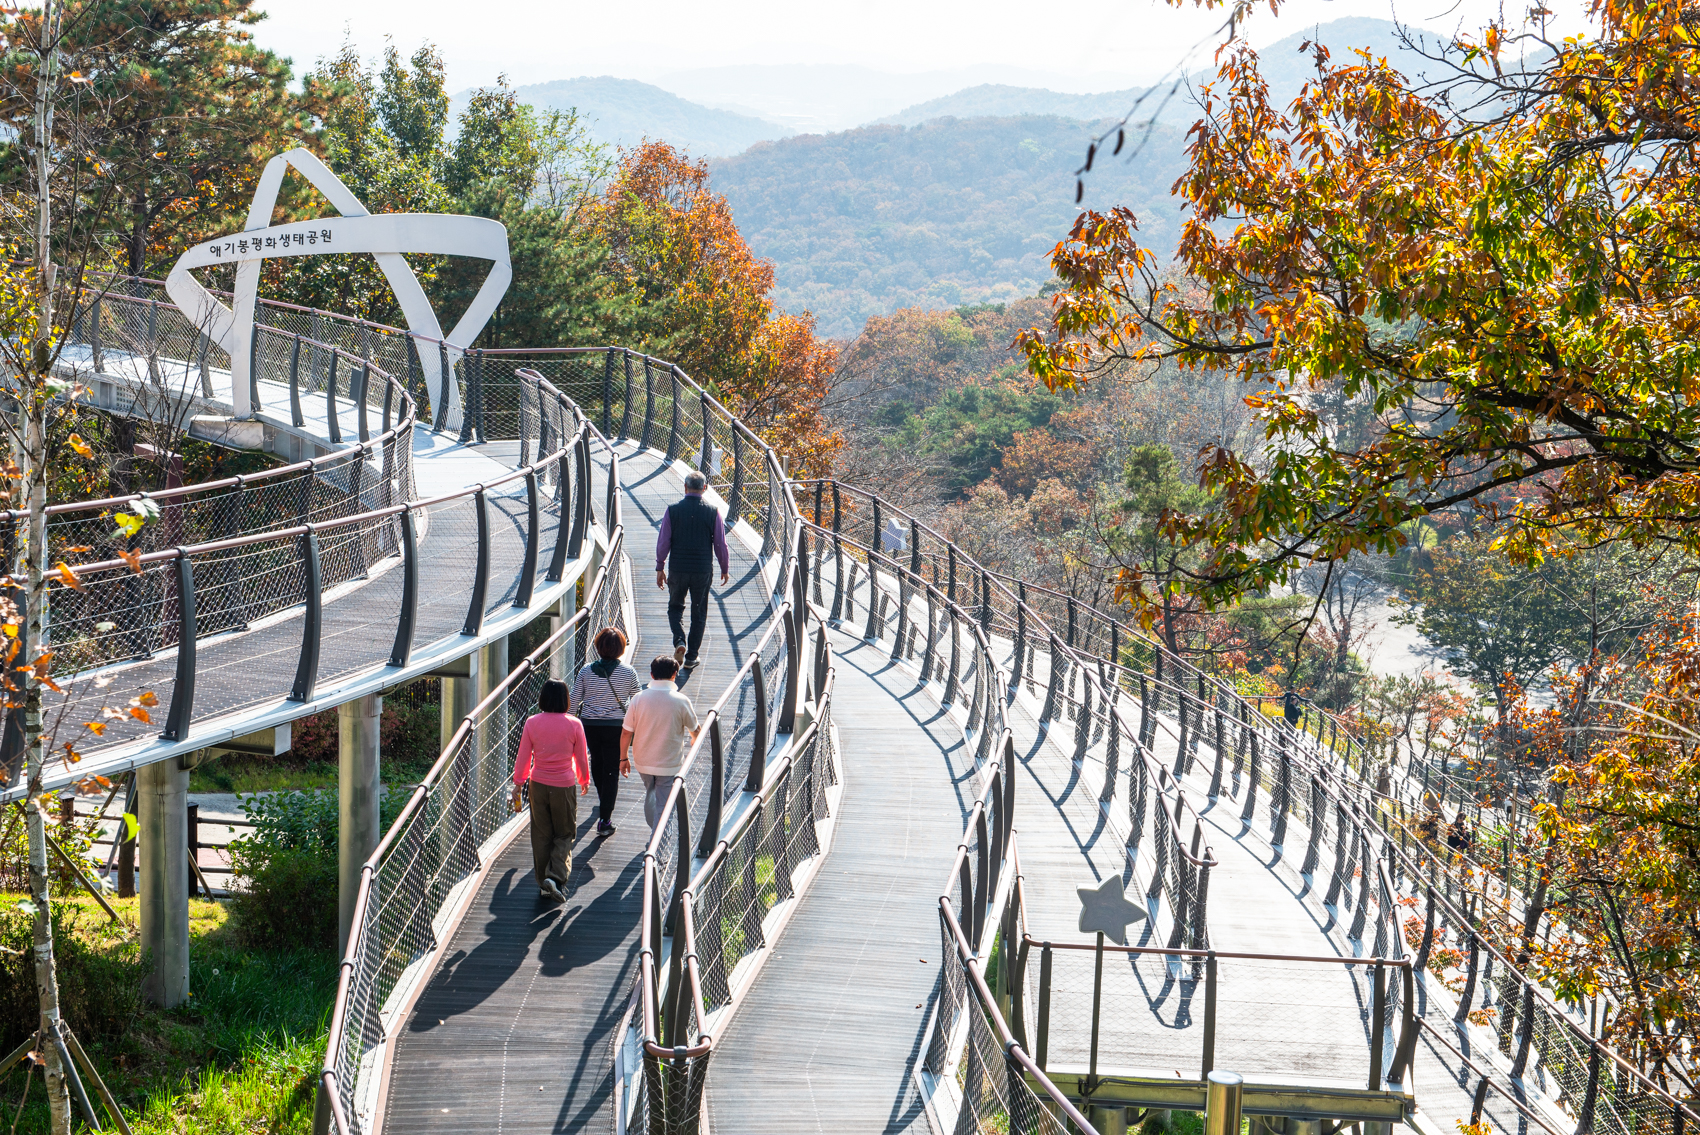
[666,496,717,574]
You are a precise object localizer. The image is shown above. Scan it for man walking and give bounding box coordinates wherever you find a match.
[656,470,731,669]
[621,656,700,828]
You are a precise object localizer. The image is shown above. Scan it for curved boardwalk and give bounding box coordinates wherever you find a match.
[705,633,973,1133]
[381,446,773,1134]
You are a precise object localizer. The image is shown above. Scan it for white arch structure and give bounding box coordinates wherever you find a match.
[165,147,511,426]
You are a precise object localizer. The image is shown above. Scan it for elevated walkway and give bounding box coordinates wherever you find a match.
[379,446,775,1134]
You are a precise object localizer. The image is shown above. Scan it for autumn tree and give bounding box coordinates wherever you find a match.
[594,141,839,473]
[0,0,319,277]
[1020,3,1700,606]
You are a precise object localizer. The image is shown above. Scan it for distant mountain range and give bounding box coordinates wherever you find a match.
[462,17,1448,336]
[875,85,1148,128]
[453,76,792,159]
[709,115,1190,339]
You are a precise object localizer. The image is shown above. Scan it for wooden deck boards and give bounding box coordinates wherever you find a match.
[704,634,975,1134]
[382,446,773,1134]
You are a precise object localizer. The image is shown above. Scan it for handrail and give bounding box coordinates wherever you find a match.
[320,398,629,1135]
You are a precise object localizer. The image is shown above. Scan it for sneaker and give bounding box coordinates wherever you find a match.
[682,655,699,668]
[540,878,565,901]
[596,820,616,837]
[673,645,687,665]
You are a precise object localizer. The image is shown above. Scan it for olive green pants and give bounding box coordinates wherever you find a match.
[528,783,577,888]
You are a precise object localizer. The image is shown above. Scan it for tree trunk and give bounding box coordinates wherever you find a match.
[25,3,72,1130]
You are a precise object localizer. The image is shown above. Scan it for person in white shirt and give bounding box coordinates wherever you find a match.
[620,656,701,828]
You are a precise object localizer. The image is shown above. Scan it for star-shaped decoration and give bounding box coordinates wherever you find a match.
[165,147,511,427]
[1077,876,1147,945]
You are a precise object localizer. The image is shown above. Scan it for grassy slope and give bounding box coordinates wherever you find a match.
[0,895,335,1135]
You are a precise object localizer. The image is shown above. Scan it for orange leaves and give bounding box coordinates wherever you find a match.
[54,561,82,591]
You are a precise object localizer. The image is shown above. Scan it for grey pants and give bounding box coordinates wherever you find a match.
[528,782,578,888]
[641,773,672,829]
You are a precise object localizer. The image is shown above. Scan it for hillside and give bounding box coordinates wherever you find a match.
[875,84,1148,127]
[710,115,1188,339]
[485,77,794,158]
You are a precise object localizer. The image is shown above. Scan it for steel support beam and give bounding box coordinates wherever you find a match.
[338,692,382,955]
[138,758,190,1007]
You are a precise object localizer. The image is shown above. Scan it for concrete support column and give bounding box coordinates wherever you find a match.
[1087,1105,1127,1134]
[475,637,510,806]
[137,758,189,1007]
[338,692,382,955]
[440,666,477,756]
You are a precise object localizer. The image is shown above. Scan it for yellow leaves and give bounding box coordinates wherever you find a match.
[65,433,93,459]
[54,562,82,591]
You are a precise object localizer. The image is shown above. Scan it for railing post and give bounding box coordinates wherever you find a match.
[568,434,588,558]
[355,362,370,442]
[1036,943,1052,1070]
[1370,960,1386,1090]
[458,349,479,444]
[435,341,453,433]
[640,356,656,450]
[388,508,418,666]
[547,445,572,581]
[160,554,197,741]
[619,348,634,441]
[746,657,768,792]
[325,351,342,444]
[1201,950,1218,1076]
[289,334,304,427]
[90,294,103,371]
[1040,634,1061,725]
[864,498,882,642]
[1577,1045,1602,1135]
[665,366,682,463]
[514,471,540,609]
[289,530,323,702]
[778,607,800,734]
[248,319,261,414]
[699,392,713,474]
[1240,731,1261,824]
[729,427,745,521]
[601,347,614,437]
[1454,930,1481,1023]
[461,489,491,636]
[699,716,724,856]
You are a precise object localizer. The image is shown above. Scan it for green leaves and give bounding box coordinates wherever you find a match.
[1021,12,1700,610]
[111,497,157,539]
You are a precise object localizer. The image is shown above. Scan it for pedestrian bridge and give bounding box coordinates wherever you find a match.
[13,272,1689,1135]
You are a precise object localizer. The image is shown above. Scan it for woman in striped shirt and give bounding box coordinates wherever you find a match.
[572,626,640,836]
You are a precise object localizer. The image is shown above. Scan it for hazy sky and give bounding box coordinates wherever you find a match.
[249,0,1588,96]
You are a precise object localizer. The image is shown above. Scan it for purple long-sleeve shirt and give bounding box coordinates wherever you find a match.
[656,492,730,574]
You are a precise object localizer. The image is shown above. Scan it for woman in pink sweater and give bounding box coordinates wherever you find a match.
[509,679,589,901]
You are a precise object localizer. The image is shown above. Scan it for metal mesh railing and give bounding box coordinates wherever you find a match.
[323,519,629,1134]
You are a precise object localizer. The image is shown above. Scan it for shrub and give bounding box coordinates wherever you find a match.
[226,845,338,952]
[226,788,405,952]
[0,902,144,1049]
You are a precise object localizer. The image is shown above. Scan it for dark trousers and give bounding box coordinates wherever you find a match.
[528,782,577,887]
[583,722,624,822]
[667,571,712,661]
